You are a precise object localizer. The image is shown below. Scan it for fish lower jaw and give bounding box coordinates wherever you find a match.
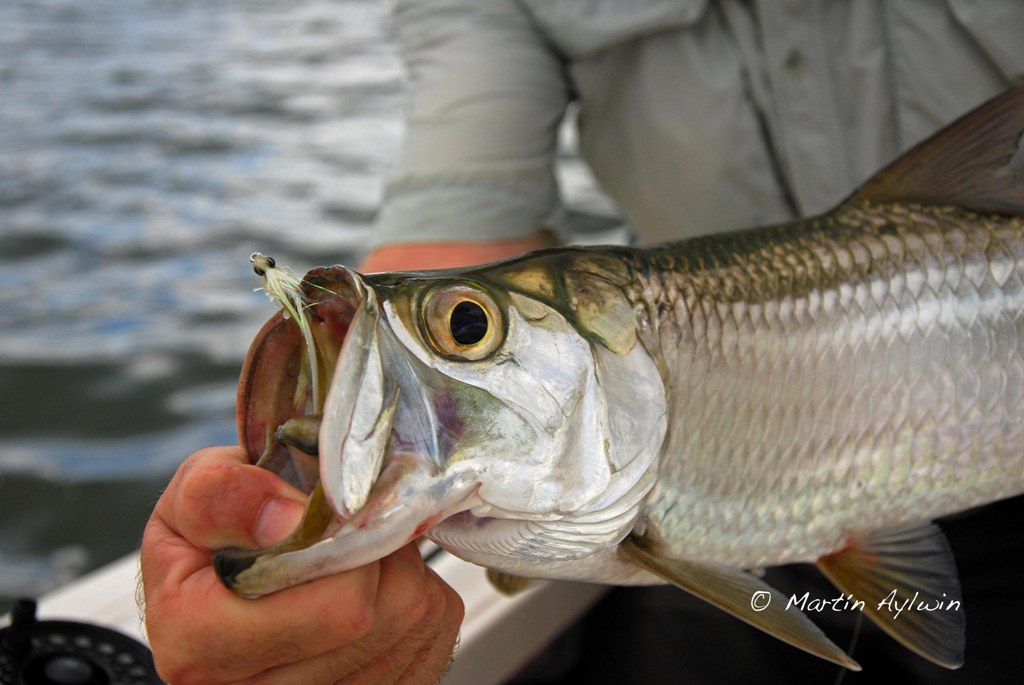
[216,470,483,597]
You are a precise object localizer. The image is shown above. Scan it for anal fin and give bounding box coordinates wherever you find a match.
[817,523,965,669]
[621,535,860,671]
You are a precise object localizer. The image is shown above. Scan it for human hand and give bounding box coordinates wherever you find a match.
[140,446,463,685]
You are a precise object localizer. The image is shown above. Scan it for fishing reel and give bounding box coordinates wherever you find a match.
[0,599,162,685]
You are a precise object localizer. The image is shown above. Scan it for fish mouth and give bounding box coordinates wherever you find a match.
[219,265,479,597]
[214,455,478,597]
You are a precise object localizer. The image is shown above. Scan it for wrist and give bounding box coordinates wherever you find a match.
[359,235,548,272]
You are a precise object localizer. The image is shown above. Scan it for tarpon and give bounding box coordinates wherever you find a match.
[215,87,1024,670]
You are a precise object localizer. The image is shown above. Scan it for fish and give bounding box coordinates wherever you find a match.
[214,86,1024,671]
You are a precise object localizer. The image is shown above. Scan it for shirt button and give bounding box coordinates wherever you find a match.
[784,49,807,76]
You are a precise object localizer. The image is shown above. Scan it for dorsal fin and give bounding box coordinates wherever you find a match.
[852,86,1024,216]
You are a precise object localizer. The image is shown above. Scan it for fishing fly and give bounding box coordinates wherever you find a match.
[249,252,322,411]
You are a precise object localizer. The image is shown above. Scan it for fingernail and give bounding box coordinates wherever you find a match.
[253,496,305,547]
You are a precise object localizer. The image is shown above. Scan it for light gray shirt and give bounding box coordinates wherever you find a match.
[373,0,1024,247]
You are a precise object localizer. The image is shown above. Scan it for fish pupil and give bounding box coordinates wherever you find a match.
[449,301,488,346]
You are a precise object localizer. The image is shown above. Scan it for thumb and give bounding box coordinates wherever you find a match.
[169,446,307,551]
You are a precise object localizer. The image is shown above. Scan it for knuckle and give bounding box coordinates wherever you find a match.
[401,580,432,628]
[443,582,465,626]
[141,582,181,623]
[385,585,430,637]
[384,550,432,627]
[153,659,214,685]
[341,592,377,641]
[419,588,449,639]
[173,447,222,487]
[179,461,238,501]
[261,638,303,668]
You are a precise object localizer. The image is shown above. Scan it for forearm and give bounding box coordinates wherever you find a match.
[375,0,571,248]
[360,234,549,272]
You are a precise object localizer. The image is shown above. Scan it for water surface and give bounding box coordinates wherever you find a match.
[0,0,404,611]
[0,0,609,613]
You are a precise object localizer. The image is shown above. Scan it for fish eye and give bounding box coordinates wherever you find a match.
[449,301,488,345]
[422,283,504,361]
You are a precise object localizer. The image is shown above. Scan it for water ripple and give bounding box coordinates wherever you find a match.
[0,0,400,604]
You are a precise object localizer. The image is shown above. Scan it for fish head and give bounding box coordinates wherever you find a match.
[221,249,667,596]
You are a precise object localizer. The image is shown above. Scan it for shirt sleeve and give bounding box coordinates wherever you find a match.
[372,0,572,248]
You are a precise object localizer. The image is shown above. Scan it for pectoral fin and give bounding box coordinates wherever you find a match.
[486,569,534,596]
[620,535,860,671]
[817,523,964,669]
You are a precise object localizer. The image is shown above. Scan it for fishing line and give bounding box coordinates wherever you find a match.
[831,610,863,685]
